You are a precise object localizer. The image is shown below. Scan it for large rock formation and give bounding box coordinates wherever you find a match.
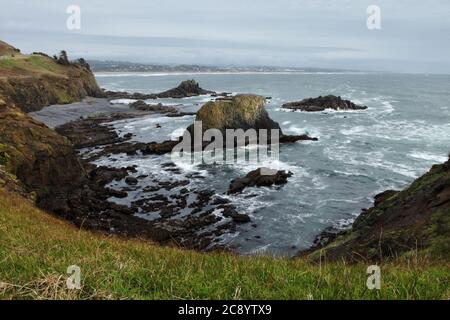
[282,95,367,112]
[301,156,450,262]
[187,94,317,144]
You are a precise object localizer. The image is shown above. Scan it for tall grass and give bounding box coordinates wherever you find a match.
[0,189,448,300]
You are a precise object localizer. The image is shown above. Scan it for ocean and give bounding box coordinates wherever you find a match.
[94,72,450,256]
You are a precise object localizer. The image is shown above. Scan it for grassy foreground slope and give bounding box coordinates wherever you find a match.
[0,190,448,300]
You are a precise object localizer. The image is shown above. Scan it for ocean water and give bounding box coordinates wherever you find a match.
[95,72,450,256]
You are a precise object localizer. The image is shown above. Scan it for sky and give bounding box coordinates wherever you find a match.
[1,0,450,73]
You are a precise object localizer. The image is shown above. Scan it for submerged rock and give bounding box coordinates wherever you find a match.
[282,95,367,112]
[228,167,293,194]
[129,100,177,114]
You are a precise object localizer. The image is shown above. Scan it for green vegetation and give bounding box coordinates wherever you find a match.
[0,41,102,112]
[0,190,448,300]
[197,94,266,130]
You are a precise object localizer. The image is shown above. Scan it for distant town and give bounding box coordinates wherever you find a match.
[88,60,351,73]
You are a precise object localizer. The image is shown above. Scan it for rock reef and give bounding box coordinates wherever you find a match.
[104,79,214,100]
[228,168,293,194]
[282,95,367,112]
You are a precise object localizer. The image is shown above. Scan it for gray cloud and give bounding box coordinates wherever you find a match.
[1,0,450,73]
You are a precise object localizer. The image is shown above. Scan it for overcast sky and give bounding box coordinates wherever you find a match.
[1,0,450,73]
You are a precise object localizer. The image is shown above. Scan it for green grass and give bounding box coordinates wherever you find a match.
[0,54,67,77]
[0,189,448,300]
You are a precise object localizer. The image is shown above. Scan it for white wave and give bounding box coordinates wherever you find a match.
[408,151,448,163]
[110,98,137,105]
[170,127,186,140]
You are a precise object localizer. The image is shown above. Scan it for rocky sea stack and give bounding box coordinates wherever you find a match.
[105,79,213,100]
[282,95,367,112]
[157,79,213,98]
[187,94,317,144]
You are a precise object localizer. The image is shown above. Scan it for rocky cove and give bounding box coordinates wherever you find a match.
[28,90,319,251]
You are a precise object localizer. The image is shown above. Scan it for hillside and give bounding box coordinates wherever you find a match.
[0,41,102,112]
[0,189,448,299]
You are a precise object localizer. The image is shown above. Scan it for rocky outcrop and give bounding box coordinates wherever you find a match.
[228,168,293,194]
[157,79,214,98]
[187,94,317,145]
[0,103,85,212]
[129,100,177,114]
[282,95,367,112]
[105,80,214,100]
[301,156,450,262]
[0,42,103,113]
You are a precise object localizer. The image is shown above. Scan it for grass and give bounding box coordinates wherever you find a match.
[0,189,448,300]
[0,54,68,78]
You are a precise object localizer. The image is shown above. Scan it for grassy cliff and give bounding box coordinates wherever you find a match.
[0,41,95,214]
[0,41,102,112]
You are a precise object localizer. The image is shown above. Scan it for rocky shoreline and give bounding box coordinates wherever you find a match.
[48,92,318,251]
[1,41,448,261]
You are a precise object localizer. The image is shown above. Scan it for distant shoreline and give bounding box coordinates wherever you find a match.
[94,71,374,77]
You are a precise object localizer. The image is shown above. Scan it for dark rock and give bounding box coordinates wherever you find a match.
[186,94,317,146]
[129,100,178,114]
[282,95,367,112]
[125,176,138,185]
[105,80,214,100]
[228,167,293,194]
[106,188,128,198]
[157,79,214,98]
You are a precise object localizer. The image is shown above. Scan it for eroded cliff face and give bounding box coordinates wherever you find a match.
[0,72,102,113]
[302,157,450,262]
[0,41,97,211]
[0,102,86,212]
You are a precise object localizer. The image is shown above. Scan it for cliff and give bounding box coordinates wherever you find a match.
[0,41,97,211]
[0,41,102,112]
[302,156,450,262]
